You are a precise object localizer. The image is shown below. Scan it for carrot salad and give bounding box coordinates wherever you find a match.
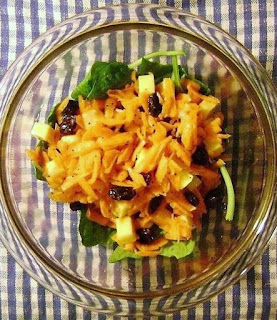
[27,51,232,261]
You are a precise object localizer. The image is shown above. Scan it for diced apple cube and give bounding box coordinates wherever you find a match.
[115,216,136,244]
[138,74,155,95]
[187,175,202,190]
[82,109,100,130]
[199,100,218,119]
[113,201,130,218]
[61,134,80,144]
[179,170,193,190]
[204,137,223,157]
[31,122,55,144]
[134,145,160,173]
[45,160,66,177]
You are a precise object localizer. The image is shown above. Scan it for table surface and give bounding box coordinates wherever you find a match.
[0,1,276,319]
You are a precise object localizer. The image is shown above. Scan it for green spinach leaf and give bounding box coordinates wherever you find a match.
[171,56,183,92]
[129,50,186,69]
[108,245,141,263]
[137,59,189,86]
[71,61,133,100]
[160,239,195,259]
[109,238,195,262]
[78,208,115,247]
[34,165,46,181]
[47,102,61,128]
[137,58,173,84]
[178,65,188,78]
[71,62,103,100]
[37,140,48,151]
[33,140,48,181]
[186,75,211,95]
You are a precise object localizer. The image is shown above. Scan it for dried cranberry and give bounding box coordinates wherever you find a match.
[165,203,174,212]
[137,228,155,244]
[116,101,124,110]
[62,100,79,117]
[184,190,199,207]
[142,172,151,186]
[133,211,141,218]
[109,186,136,201]
[60,115,77,135]
[163,117,171,123]
[70,201,87,211]
[192,144,209,166]
[217,202,227,211]
[148,195,164,213]
[205,188,224,209]
[148,93,162,117]
[119,125,126,132]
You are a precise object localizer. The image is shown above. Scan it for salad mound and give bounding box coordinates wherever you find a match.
[27,51,234,262]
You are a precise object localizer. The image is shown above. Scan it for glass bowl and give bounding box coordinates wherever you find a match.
[0,4,276,316]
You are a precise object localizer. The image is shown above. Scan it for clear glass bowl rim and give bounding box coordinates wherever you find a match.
[0,3,276,311]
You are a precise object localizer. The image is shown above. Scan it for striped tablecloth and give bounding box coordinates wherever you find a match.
[0,1,276,319]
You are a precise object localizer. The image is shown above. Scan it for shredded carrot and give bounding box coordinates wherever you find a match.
[27,75,230,255]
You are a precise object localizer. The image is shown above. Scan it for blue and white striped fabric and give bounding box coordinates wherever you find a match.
[0,1,276,319]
